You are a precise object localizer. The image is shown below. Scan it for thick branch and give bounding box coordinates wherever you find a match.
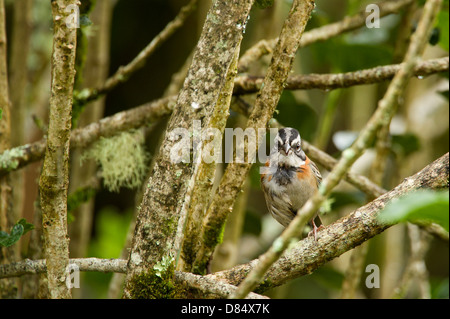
[39,0,79,299]
[209,153,449,292]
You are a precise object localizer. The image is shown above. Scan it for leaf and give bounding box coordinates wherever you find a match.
[0,219,34,247]
[378,190,449,231]
[0,224,23,247]
[17,218,35,235]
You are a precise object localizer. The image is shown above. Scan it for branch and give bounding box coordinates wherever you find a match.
[38,0,79,299]
[0,258,127,278]
[230,0,443,299]
[208,153,449,292]
[0,258,268,299]
[237,0,414,72]
[74,0,198,105]
[234,57,449,94]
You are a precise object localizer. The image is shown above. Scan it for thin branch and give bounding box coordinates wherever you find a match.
[74,0,198,105]
[230,0,443,299]
[0,258,268,299]
[208,153,449,292]
[0,258,127,278]
[234,57,449,94]
[175,271,269,299]
[237,0,414,72]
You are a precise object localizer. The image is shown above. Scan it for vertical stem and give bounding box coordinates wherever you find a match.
[39,0,78,299]
[0,0,18,299]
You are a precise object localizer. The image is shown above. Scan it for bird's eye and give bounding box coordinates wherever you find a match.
[295,143,301,150]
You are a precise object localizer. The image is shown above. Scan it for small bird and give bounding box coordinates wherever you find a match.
[261,127,323,240]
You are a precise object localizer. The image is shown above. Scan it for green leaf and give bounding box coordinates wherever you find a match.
[0,219,34,247]
[0,108,3,120]
[0,224,23,247]
[378,190,449,231]
[17,218,35,235]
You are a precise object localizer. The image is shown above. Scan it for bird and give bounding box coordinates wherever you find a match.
[261,127,323,240]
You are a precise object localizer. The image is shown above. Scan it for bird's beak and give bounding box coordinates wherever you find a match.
[283,143,291,155]
[299,149,306,161]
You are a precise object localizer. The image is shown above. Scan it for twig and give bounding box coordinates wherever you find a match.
[237,0,414,72]
[230,0,443,299]
[38,0,79,299]
[208,153,449,292]
[74,0,198,105]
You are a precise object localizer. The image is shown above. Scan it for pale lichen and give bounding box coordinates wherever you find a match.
[81,130,149,192]
[0,145,27,171]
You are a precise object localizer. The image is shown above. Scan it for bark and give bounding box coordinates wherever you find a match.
[38,0,78,299]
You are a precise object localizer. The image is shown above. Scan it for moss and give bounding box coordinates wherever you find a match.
[129,269,176,299]
[254,278,274,294]
[128,264,190,299]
